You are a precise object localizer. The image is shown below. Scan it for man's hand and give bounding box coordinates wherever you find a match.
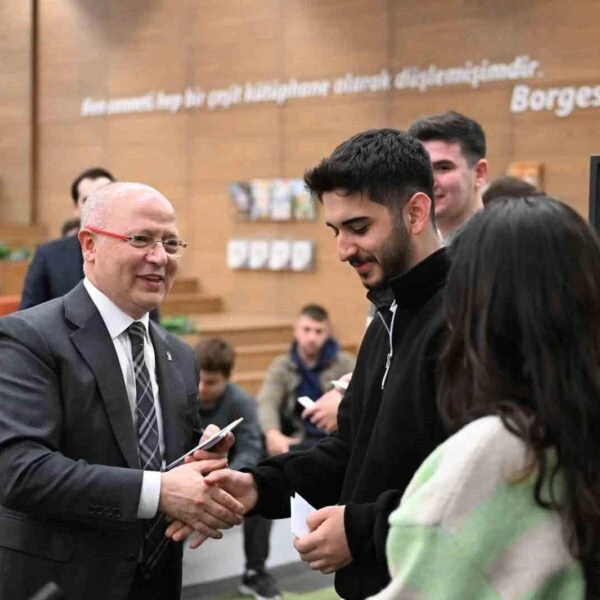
[164,470,259,548]
[293,505,352,574]
[301,389,342,433]
[265,428,300,456]
[159,461,244,540]
[185,423,235,465]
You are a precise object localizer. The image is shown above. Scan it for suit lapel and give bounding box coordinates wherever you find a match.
[65,284,139,469]
[150,324,189,464]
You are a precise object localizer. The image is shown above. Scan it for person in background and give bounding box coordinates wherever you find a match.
[408,111,488,241]
[482,174,543,206]
[373,197,595,599]
[194,338,282,600]
[20,167,115,310]
[61,217,81,237]
[257,304,356,455]
[0,182,244,600]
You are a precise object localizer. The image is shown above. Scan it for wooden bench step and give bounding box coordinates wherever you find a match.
[231,370,265,397]
[180,314,294,347]
[0,260,30,295]
[161,293,223,315]
[234,343,290,371]
[0,224,48,248]
[0,262,204,299]
[171,277,200,294]
[234,341,357,372]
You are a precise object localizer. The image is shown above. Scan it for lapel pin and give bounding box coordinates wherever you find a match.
[166,351,172,361]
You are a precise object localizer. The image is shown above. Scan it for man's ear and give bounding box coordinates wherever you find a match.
[474,158,488,190]
[404,192,432,235]
[78,229,96,264]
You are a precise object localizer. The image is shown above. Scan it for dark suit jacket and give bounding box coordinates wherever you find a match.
[0,283,198,600]
[20,234,160,322]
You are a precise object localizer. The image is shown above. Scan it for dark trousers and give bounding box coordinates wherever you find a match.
[127,546,182,600]
[243,514,273,572]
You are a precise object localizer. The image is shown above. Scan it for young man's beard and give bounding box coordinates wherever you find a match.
[368,220,412,290]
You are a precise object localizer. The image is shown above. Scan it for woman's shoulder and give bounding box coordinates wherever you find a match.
[396,416,532,527]
[443,415,529,469]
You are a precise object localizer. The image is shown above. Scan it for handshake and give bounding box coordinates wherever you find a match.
[156,424,352,575]
[157,424,257,548]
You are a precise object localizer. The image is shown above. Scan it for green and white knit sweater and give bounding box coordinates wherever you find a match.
[370,416,584,599]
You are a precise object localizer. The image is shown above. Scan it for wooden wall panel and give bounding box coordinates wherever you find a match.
[29,0,600,346]
[0,2,33,224]
[283,1,388,78]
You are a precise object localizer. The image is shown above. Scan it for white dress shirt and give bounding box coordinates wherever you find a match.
[84,278,162,519]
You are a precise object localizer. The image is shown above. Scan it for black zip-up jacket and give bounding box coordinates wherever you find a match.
[249,248,450,599]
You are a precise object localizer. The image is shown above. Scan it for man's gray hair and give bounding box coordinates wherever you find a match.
[80,182,159,228]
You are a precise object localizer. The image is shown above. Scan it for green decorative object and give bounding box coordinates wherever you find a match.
[0,242,11,260]
[160,315,197,334]
[9,247,32,260]
[0,241,33,261]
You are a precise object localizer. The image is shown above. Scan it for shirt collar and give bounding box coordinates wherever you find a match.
[83,277,150,340]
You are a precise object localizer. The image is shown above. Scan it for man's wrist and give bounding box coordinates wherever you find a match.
[137,470,161,519]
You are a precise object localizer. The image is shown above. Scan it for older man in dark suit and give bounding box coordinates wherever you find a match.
[0,182,243,600]
[20,168,160,322]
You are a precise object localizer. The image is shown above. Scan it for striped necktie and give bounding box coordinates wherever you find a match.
[128,321,169,577]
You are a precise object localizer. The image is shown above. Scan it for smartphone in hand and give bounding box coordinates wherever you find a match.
[164,417,244,471]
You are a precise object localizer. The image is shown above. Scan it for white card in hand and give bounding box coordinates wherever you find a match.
[297,395,315,409]
[290,492,316,537]
[330,378,349,391]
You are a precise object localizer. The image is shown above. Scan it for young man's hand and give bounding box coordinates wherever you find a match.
[159,461,244,540]
[301,389,342,433]
[164,470,259,548]
[294,505,352,574]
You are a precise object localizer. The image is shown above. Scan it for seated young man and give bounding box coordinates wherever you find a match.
[195,338,281,600]
[257,304,356,456]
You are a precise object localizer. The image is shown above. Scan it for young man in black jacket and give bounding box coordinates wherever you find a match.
[172,129,449,599]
